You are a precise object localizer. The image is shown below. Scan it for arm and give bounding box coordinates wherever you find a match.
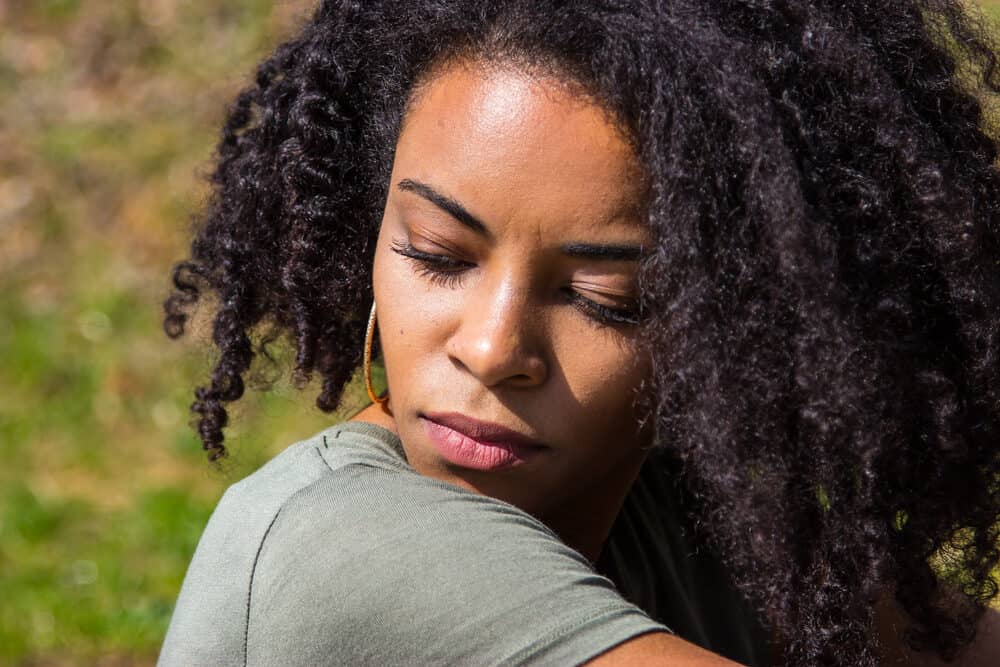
[587,631,745,666]
[592,588,1000,667]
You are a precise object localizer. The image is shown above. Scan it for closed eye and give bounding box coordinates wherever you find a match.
[391,238,640,326]
[562,288,640,326]
[391,239,472,288]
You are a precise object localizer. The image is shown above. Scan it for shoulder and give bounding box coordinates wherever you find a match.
[189,421,409,568]
[159,423,391,666]
[246,465,666,665]
[164,422,667,667]
[248,465,568,617]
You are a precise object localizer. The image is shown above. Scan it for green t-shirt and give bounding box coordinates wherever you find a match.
[158,421,769,666]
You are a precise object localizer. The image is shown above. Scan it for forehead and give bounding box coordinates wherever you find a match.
[391,62,648,237]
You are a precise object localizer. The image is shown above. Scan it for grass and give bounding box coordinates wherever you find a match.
[2,1,1000,664]
[1,2,332,664]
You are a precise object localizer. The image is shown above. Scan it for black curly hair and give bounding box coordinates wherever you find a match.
[164,0,1000,664]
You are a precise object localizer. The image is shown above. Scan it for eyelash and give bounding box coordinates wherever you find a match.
[390,239,640,327]
[561,289,640,326]
[391,239,470,288]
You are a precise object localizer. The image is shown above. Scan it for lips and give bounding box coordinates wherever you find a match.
[420,412,546,471]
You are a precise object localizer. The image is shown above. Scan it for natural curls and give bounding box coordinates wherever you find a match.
[165,1,1000,663]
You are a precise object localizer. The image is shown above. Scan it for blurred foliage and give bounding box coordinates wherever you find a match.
[2,0,999,665]
[0,1,348,664]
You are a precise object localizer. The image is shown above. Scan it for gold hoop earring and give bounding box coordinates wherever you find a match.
[364,302,388,404]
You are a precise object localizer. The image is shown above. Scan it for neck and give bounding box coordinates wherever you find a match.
[350,401,398,431]
[542,450,648,563]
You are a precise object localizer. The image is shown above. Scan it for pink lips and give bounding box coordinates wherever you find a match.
[421,412,546,471]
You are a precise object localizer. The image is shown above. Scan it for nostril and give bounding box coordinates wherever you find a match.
[449,354,471,374]
[446,338,547,388]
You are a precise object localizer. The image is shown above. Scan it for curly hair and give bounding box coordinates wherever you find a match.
[164,1,1000,664]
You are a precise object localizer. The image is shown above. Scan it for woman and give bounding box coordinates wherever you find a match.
[160,1,1000,665]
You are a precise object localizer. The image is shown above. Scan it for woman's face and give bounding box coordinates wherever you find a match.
[372,61,651,547]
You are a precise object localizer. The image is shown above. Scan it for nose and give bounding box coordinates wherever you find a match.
[445,278,548,389]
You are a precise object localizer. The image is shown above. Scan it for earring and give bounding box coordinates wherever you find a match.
[364,301,388,404]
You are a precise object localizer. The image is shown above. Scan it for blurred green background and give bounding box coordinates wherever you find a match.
[2,1,999,665]
[0,1,348,664]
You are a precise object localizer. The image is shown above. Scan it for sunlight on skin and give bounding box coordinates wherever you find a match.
[367,61,653,562]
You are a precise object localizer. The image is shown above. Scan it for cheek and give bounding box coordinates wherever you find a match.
[373,254,452,387]
[551,324,648,423]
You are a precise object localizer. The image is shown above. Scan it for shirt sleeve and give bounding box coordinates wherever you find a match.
[245,464,670,666]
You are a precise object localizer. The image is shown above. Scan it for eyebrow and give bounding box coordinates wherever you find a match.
[397,178,489,235]
[561,242,644,261]
[396,177,644,261]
